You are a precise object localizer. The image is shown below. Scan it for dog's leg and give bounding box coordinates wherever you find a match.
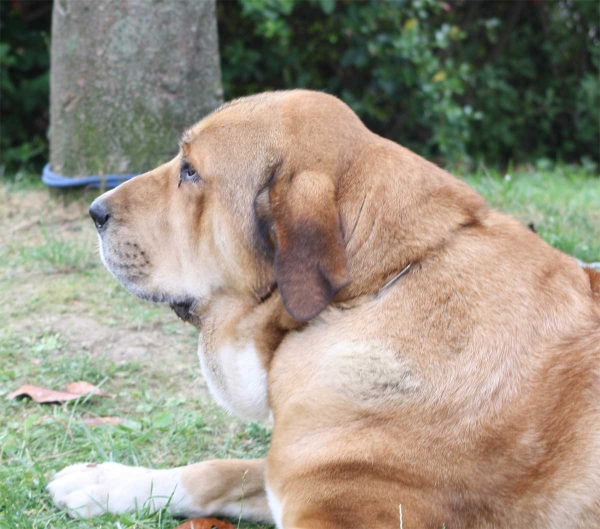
[47,458,272,522]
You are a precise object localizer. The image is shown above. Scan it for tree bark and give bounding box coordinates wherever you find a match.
[50,0,222,177]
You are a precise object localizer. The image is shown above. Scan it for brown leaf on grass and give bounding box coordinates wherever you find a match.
[7,385,84,403]
[65,381,114,398]
[173,518,235,529]
[83,417,124,425]
[6,381,113,403]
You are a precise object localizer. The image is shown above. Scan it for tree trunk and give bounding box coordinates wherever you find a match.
[50,0,222,177]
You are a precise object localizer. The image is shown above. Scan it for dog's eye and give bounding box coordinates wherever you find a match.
[181,167,197,180]
[178,161,200,187]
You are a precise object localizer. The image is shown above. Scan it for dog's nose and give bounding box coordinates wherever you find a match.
[89,198,110,230]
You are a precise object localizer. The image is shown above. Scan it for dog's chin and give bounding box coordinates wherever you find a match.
[100,253,195,311]
[120,281,201,325]
[124,280,202,326]
[98,238,203,326]
[119,280,198,313]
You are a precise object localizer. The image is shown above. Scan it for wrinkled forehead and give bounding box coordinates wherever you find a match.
[182,93,281,144]
[178,107,285,188]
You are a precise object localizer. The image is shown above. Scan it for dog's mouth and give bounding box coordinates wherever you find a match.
[170,299,193,319]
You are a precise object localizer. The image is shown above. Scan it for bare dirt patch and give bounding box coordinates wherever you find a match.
[50,314,197,362]
[7,295,208,399]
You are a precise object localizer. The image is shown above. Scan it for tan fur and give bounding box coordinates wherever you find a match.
[55,91,600,528]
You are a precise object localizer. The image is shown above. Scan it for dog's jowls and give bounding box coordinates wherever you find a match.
[48,90,600,528]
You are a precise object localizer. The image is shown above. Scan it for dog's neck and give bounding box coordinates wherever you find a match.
[337,141,486,300]
[189,289,301,360]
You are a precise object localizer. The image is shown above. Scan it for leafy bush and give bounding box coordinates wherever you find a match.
[0,0,52,175]
[218,0,599,165]
[1,0,598,173]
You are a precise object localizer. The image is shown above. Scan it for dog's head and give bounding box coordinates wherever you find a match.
[90,91,369,322]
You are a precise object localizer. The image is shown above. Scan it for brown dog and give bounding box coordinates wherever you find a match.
[48,90,600,528]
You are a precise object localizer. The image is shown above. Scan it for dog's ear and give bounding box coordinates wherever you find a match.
[269,170,348,321]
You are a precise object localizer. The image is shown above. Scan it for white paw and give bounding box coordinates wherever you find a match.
[47,462,185,518]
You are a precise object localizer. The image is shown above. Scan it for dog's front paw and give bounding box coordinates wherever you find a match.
[46,462,165,518]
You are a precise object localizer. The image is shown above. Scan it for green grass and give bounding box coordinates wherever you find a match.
[460,165,600,262]
[17,224,98,273]
[0,178,272,529]
[1,166,598,528]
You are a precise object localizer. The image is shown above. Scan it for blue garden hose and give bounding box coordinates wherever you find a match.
[42,163,138,189]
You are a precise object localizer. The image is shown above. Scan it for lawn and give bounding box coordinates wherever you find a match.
[1,166,599,529]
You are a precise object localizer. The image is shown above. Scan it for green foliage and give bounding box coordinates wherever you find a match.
[218,0,599,165]
[1,0,598,173]
[0,0,52,175]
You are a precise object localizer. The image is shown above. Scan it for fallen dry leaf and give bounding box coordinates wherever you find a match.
[65,381,114,398]
[6,381,113,403]
[83,417,124,425]
[7,385,85,403]
[173,518,235,529]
